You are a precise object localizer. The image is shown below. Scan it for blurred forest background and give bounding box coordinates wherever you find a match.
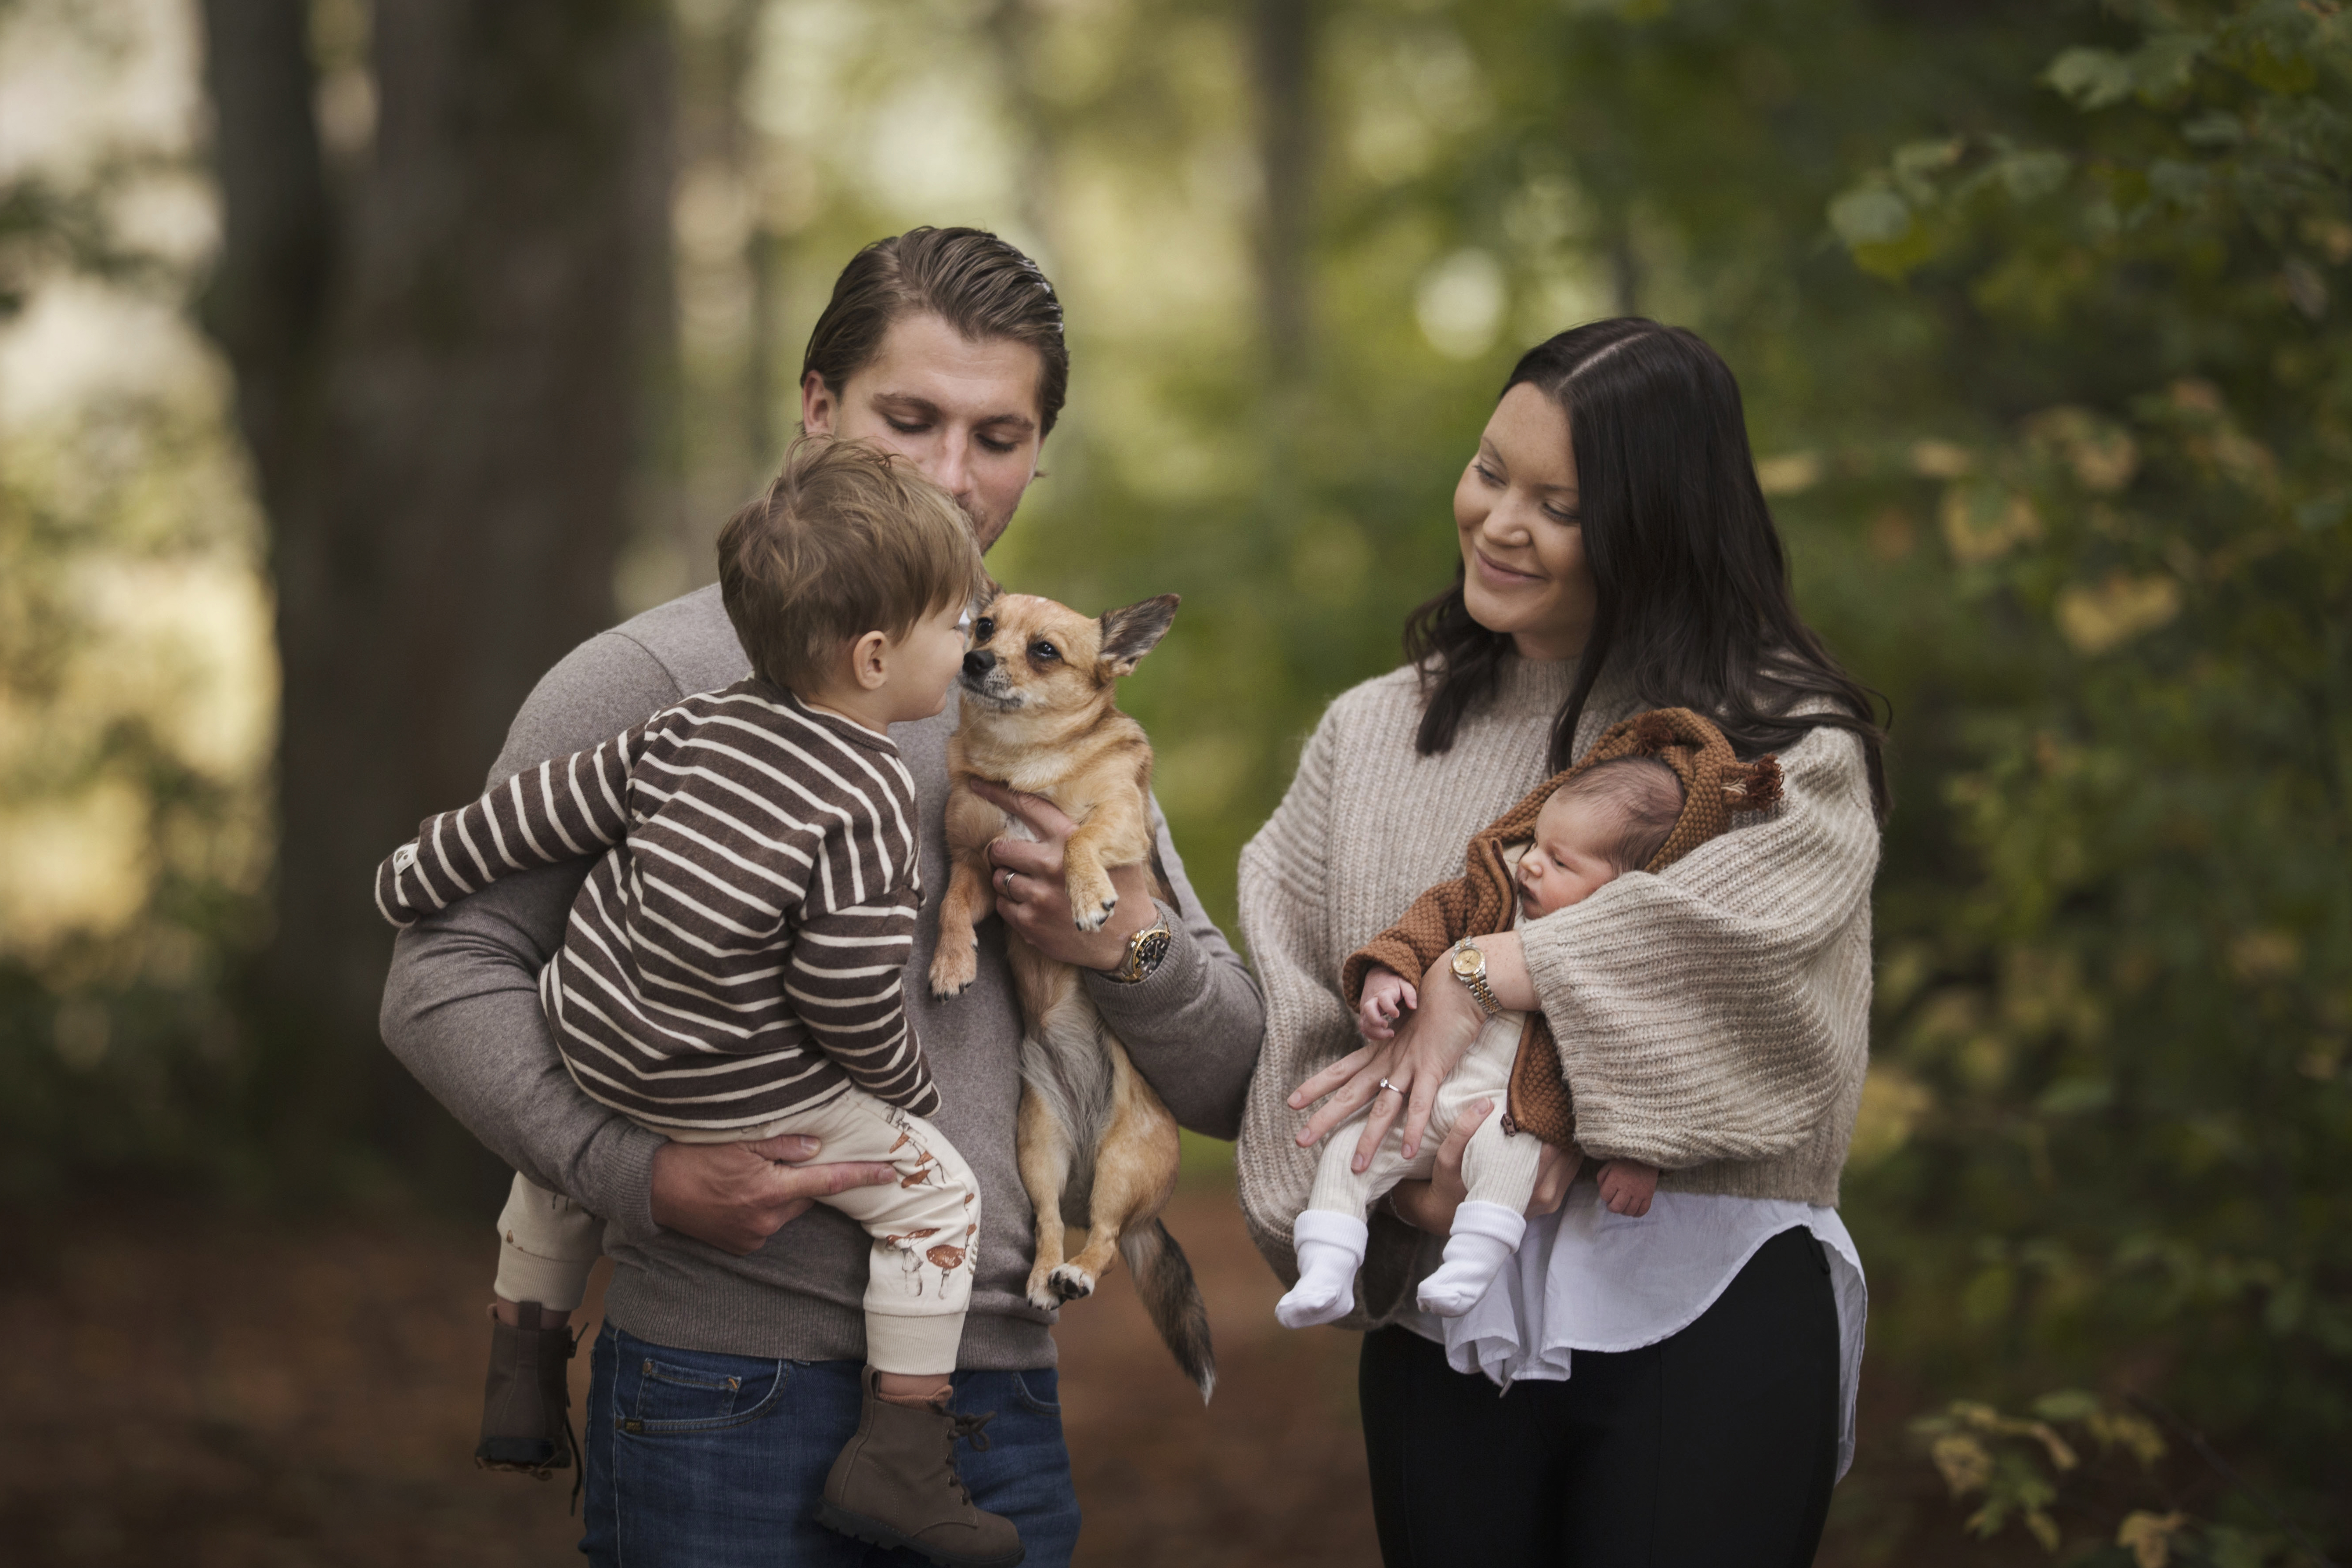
[1,0,2346,1564]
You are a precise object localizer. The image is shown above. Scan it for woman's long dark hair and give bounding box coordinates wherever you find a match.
[1405,319,1890,820]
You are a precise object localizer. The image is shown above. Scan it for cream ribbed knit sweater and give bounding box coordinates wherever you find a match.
[1236,656,1878,1323]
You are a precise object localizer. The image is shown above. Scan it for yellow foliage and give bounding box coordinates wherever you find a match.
[1850,1062,1933,1168]
[1941,481,2042,564]
[2117,1510,2189,1568]
[2226,929,2301,983]
[2056,572,2182,653]
[1909,437,1976,477]
[1754,450,1824,495]
[2024,405,2140,492]
[1932,1431,1993,1495]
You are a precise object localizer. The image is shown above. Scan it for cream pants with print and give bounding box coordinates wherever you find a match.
[1305,1007,1545,1221]
[494,1088,979,1375]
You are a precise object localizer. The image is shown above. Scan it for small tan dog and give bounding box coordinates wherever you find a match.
[928,589,1214,1400]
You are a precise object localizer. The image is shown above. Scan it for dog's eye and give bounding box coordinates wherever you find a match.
[1031,640,1059,663]
[973,617,994,642]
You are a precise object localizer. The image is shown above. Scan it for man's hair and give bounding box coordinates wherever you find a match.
[802,227,1069,437]
[717,436,986,696]
[1553,756,1687,874]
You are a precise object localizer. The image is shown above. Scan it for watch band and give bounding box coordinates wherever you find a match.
[1452,942,1503,1018]
[1107,909,1174,984]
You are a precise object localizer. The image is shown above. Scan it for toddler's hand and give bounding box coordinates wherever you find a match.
[1597,1160,1659,1218]
[1357,968,1419,1041]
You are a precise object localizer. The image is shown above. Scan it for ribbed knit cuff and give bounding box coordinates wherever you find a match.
[572,1119,667,1246]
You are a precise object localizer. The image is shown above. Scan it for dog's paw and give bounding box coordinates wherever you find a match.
[928,940,978,999]
[1024,1265,1063,1312]
[1048,1264,1096,1302]
[1068,874,1117,932]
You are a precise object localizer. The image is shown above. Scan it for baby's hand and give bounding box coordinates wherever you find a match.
[1357,968,1419,1041]
[1598,1160,1659,1218]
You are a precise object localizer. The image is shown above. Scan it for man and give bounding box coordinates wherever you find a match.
[380,228,1264,1565]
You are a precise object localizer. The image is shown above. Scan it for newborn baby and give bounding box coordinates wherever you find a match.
[1276,756,1682,1329]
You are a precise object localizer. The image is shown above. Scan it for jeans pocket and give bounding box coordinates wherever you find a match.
[621,1353,786,1434]
[1010,1370,1060,1416]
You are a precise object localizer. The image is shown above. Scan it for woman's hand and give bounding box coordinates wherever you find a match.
[1290,950,1488,1167]
[968,778,1157,971]
[1388,1100,1579,1235]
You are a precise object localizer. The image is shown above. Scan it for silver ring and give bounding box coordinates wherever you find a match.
[997,869,1013,894]
[1377,1078,1401,1096]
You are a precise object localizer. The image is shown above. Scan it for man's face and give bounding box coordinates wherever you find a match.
[801,311,1045,553]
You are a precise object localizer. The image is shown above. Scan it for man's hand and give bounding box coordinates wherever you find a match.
[649,1134,897,1256]
[968,778,1156,971]
[1358,967,1418,1041]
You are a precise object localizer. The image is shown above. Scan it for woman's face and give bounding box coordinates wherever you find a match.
[1453,382,1597,661]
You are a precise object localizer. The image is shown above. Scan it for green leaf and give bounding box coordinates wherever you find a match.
[2045,47,2135,109]
[2181,109,2244,146]
[1997,151,2072,203]
[2030,1389,2101,1423]
[1830,185,1913,248]
[2035,1076,2114,1115]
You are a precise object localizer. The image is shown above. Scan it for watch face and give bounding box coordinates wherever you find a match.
[1452,945,1482,977]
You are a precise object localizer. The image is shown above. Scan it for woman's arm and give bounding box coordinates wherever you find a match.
[1519,723,1880,1169]
[1234,708,1363,1258]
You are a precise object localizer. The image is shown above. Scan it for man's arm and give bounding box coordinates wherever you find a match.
[378,631,685,1233]
[1080,797,1264,1139]
[971,780,1265,1140]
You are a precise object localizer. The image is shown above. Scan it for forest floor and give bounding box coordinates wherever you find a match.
[0,1171,1967,1566]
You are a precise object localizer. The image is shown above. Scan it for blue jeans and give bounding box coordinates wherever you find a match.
[580,1322,1081,1566]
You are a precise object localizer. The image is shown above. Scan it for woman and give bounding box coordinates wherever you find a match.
[1236,319,1884,1567]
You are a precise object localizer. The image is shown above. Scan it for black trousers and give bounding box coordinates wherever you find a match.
[1358,1225,1840,1568]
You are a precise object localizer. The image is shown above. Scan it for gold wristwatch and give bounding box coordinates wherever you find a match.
[1450,941,1503,1017]
[1107,909,1174,984]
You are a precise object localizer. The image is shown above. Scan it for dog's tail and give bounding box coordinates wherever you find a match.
[1120,1218,1215,1403]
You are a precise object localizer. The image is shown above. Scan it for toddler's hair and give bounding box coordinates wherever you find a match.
[1554,756,1686,874]
[718,436,987,695]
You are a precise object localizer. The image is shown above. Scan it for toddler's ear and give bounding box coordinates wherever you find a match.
[1098,593,1180,676]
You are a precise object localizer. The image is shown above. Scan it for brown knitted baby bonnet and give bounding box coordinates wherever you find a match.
[1340,706,1782,1149]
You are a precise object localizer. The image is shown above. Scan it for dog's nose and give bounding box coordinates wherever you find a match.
[963,650,996,678]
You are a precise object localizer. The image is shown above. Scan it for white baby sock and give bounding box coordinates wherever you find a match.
[1275,1210,1369,1329]
[1415,1201,1527,1318]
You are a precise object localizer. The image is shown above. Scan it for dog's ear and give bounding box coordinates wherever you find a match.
[1098,593,1180,676]
[971,575,1003,616]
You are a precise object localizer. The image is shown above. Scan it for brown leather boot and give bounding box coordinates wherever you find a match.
[475,1301,580,1482]
[816,1367,1025,1568]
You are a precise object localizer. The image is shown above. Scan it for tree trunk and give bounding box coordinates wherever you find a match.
[1252,0,1315,383]
[200,0,674,1185]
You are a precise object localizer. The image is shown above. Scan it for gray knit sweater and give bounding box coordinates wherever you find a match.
[1236,656,1877,1326]
[379,585,1265,1369]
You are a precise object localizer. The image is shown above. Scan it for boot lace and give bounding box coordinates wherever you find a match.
[942,1409,997,1503]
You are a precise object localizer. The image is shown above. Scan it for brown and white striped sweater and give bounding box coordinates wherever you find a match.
[374,679,935,1131]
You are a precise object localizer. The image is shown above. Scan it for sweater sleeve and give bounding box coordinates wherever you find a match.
[373,723,647,927]
[788,874,937,1116]
[1340,876,1476,1011]
[778,762,937,1114]
[1082,791,1266,1140]
[1519,723,1879,1169]
[1234,705,1359,1252]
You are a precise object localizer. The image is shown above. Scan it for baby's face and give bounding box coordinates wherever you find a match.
[1515,791,1624,918]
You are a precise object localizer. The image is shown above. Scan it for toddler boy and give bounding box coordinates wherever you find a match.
[375,437,1020,1568]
